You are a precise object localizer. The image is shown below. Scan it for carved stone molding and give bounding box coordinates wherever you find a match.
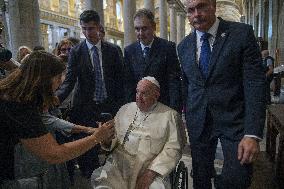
[40,9,78,26]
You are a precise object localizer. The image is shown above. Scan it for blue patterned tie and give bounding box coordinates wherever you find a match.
[143,47,150,59]
[92,46,107,102]
[199,32,211,78]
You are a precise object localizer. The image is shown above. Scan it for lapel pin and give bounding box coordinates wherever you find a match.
[221,33,226,37]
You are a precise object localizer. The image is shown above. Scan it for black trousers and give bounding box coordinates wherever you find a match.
[190,125,253,189]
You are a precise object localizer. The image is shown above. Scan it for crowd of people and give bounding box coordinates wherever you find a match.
[0,0,269,188]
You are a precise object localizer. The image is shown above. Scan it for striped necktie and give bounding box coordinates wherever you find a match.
[92,46,107,102]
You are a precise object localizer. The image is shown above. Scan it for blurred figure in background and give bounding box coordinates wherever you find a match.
[16,46,32,63]
[67,37,81,47]
[55,39,74,57]
[0,48,20,78]
[261,50,274,105]
[33,45,45,51]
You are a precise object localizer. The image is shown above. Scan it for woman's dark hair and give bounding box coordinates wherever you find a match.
[0,51,66,109]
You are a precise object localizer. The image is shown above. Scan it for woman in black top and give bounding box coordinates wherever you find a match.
[0,51,115,185]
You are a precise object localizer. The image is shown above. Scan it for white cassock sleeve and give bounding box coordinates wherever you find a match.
[147,112,185,177]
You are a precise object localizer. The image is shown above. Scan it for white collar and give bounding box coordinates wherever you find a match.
[137,102,158,115]
[140,38,154,51]
[196,17,220,40]
[86,39,102,51]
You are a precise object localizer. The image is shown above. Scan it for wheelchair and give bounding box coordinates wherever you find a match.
[171,161,189,189]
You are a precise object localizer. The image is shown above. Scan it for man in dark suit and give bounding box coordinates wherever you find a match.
[56,10,123,178]
[124,8,182,112]
[178,0,266,188]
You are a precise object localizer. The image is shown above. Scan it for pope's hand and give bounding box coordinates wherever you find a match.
[135,169,158,189]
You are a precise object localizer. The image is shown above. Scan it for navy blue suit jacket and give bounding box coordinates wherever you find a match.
[177,18,266,142]
[56,40,124,115]
[124,37,182,111]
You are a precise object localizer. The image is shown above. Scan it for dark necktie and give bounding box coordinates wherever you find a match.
[92,46,106,102]
[199,32,211,78]
[143,47,150,59]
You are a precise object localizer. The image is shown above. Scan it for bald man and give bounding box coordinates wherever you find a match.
[92,77,185,189]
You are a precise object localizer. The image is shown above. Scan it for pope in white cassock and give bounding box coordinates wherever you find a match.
[91,76,184,189]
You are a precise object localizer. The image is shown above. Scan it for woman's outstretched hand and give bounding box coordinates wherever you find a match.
[92,120,115,143]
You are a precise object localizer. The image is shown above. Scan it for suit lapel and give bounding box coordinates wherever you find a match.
[101,42,106,70]
[135,42,144,66]
[207,19,230,78]
[82,40,93,71]
[185,31,204,81]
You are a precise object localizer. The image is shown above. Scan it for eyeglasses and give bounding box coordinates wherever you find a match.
[187,3,210,16]
[60,48,71,52]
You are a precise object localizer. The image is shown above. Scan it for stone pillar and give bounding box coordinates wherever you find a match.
[269,0,277,55]
[85,0,104,26]
[169,5,177,43]
[123,0,136,47]
[51,25,59,49]
[159,0,168,39]
[177,12,185,44]
[247,0,251,25]
[6,0,41,58]
[267,0,272,54]
[258,0,264,38]
[144,0,155,13]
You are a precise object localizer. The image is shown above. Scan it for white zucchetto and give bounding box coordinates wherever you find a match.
[141,76,160,88]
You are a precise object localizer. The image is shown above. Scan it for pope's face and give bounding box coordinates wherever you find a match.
[185,0,216,32]
[136,80,159,112]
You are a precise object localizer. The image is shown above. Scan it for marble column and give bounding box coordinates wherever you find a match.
[85,0,104,26]
[6,0,41,58]
[258,0,264,38]
[267,0,272,53]
[247,0,251,25]
[123,0,136,47]
[51,25,59,50]
[159,0,168,39]
[169,5,177,43]
[144,0,155,13]
[177,12,185,44]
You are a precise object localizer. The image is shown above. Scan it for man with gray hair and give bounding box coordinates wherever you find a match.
[92,76,185,189]
[123,8,182,112]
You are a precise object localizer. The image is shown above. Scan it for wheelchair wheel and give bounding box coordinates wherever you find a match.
[172,161,188,189]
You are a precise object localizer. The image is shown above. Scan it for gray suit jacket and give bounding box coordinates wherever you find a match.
[178,18,266,142]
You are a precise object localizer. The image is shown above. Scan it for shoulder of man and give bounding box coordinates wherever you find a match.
[177,34,192,53]
[219,17,249,29]
[70,40,86,54]
[102,41,118,49]
[155,37,176,48]
[124,41,138,53]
